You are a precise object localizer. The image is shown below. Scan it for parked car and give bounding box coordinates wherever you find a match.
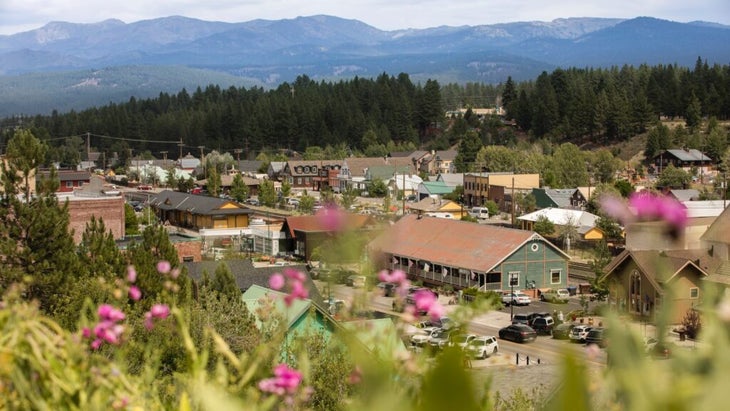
[530,316,555,335]
[466,336,499,359]
[429,329,457,350]
[502,292,531,306]
[527,312,551,326]
[570,325,593,343]
[585,328,606,347]
[552,323,575,340]
[511,313,531,325]
[540,288,570,303]
[327,299,346,316]
[377,282,397,297]
[449,333,477,350]
[244,198,260,206]
[499,324,537,343]
[410,327,441,347]
[468,207,490,220]
[346,275,366,288]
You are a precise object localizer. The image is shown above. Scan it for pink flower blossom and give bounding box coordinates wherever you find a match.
[601,192,687,236]
[82,327,91,338]
[93,321,124,345]
[412,289,444,321]
[169,268,180,279]
[128,286,141,301]
[90,339,103,350]
[149,304,170,319]
[259,364,303,396]
[269,273,285,290]
[283,268,306,283]
[126,266,137,283]
[156,260,171,274]
[316,205,346,232]
[143,304,171,330]
[284,280,309,307]
[98,304,125,322]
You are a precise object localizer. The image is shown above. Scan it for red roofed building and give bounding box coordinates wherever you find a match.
[368,214,570,292]
[281,213,375,261]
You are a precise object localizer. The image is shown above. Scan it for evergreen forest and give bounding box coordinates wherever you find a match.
[1,59,729,163]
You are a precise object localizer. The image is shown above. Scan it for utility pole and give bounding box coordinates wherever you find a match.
[234,148,242,172]
[511,177,516,227]
[86,132,91,171]
[178,139,184,162]
[160,151,168,166]
[198,146,205,176]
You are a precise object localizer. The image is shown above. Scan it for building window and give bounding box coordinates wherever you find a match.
[550,269,561,284]
[690,287,699,299]
[297,177,302,185]
[304,166,310,173]
[66,181,73,188]
[508,271,520,287]
[182,256,194,262]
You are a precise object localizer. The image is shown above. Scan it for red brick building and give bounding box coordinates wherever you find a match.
[65,195,125,244]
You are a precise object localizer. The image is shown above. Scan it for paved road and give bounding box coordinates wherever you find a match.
[319,281,608,370]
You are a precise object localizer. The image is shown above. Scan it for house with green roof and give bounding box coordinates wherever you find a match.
[242,284,336,346]
[417,180,455,201]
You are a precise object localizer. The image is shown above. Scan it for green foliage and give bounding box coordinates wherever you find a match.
[533,215,555,237]
[258,179,277,208]
[339,186,359,210]
[484,200,499,217]
[210,263,240,300]
[230,173,249,202]
[656,164,691,189]
[125,203,140,235]
[454,131,483,172]
[366,178,388,198]
[299,193,315,214]
[206,166,221,198]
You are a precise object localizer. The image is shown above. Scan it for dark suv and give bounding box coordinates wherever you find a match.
[530,316,555,335]
[585,328,606,347]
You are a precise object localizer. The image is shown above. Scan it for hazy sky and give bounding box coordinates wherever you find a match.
[1,0,729,35]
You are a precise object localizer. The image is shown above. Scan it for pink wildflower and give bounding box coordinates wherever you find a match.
[126,266,137,283]
[93,321,124,345]
[128,286,141,301]
[144,304,171,330]
[413,289,444,321]
[98,304,125,322]
[269,273,285,290]
[284,280,309,307]
[259,364,303,396]
[316,205,346,232]
[82,327,91,338]
[169,268,180,279]
[156,260,171,274]
[149,304,170,319]
[283,268,306,282]
[90,339,103,350]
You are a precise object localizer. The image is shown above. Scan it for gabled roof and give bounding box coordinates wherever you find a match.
[268,162,286,173]
[435,173,464,187]
[242,284,313,329]
[198,174,261,187]
[518,207,598,228]
[39,170,91,181]
[658,149,712,162]
[601,249,717,293]
[236,160,263,173]
[701,204,730,245]
[369,214,569,273]
[668,189,700,202]
[342,157,392,178]
[532,188,578,209]
[419,181,454,195]
[150,190,251,216]
[408,197,459,213]
[282,213,374,238]
[367,165,415,181]
[183,259,326,309]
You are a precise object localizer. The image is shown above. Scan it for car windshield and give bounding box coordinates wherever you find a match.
[434,331,448,339]
[468,339,484,347]
[454,335,470,343]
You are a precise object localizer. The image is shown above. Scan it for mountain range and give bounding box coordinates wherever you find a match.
[1,15,729,117]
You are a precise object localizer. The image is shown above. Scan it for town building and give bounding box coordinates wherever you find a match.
[368,214,570,293]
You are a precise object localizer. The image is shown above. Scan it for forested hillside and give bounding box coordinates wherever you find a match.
[1,60,728,163]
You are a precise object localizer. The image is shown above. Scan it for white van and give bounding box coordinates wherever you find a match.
[468,207,490,219]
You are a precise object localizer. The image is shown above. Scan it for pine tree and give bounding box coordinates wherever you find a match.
[230,173,249,202]
[211,262,240,300]
[0,130,80,314]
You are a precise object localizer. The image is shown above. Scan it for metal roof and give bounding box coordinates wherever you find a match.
[369,214,568,273]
